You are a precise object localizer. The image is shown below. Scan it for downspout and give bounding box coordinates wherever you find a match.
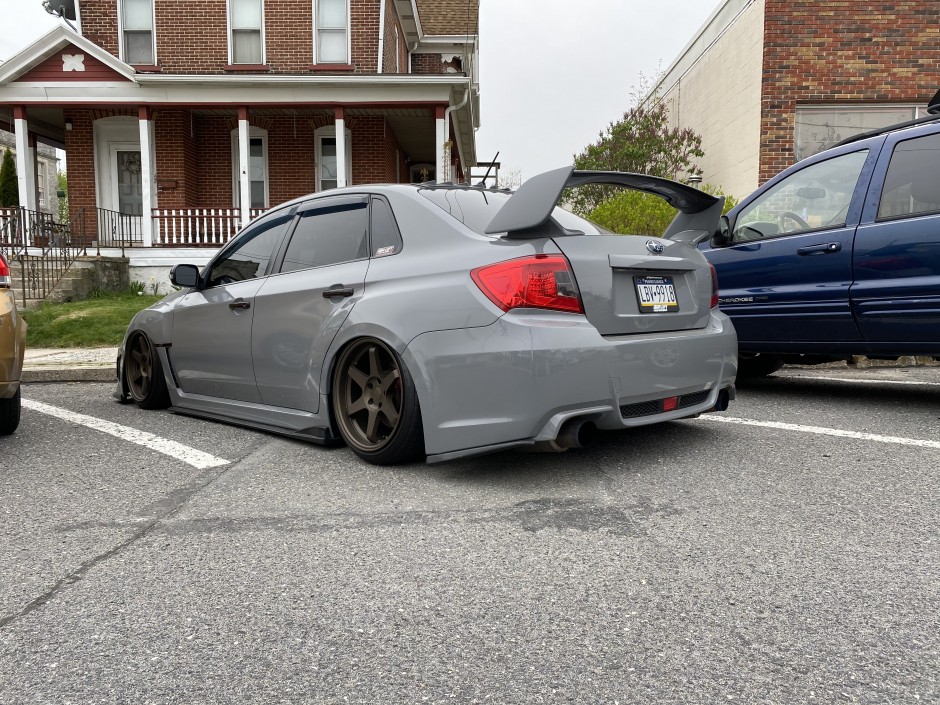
[377,0,386,73]
[443,87,469,182]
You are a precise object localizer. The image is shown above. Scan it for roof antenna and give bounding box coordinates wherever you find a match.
[477,151,499,187]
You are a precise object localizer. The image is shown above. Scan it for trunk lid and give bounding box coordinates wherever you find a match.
[553,235,713,335]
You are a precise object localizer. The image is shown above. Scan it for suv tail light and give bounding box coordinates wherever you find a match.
[0,253,10,288]
[709,262,719,309]
[471,254,584,314]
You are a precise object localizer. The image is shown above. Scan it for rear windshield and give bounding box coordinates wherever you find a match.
[418,187,609,236]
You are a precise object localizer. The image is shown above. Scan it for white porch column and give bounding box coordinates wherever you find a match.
[13,107,37,212]
[238,107,252,228]
[435,105,447,183]
[334,107,347,189]
[138,106,156,247]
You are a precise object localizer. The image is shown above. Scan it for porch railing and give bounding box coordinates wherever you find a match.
[152,207,266,246]
[0,206,87,304]
[95,207,143,250]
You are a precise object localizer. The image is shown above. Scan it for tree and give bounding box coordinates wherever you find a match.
[588,183,738,237]
[57,170,69,223]
[0,149,18,208]
[569,78,704,216]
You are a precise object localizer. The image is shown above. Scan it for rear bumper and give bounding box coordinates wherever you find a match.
[404,309,738,460]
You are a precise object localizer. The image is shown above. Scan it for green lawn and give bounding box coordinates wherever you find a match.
[21,291,164,348]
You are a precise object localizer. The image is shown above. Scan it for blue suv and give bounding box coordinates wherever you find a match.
[701,91,940,377]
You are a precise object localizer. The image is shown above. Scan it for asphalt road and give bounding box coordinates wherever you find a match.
[2,369,939,704]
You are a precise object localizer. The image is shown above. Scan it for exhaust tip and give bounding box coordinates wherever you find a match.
[556,419,597,450]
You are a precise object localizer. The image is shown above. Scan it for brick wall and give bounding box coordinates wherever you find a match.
[760,0,940,183]
[62,111,96,239]
[79,0,390,73]
[411,53,462,75]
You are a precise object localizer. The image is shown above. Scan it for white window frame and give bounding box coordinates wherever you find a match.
[312,0,351,65]
[314,125,352,191]
[227,0,266,65]
[117,0,156,65]
[230,126,270,208]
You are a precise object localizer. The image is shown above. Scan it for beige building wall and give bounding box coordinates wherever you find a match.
[659,0,765,200]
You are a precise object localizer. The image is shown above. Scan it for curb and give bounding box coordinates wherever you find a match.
[22,367,117,383]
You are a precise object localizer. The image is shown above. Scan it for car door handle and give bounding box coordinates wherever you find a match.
[228,299,251,310]
[323,285,355,298]
[797,242,842,255]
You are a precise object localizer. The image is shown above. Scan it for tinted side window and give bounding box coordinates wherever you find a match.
[280,201,368,273]
[877,133,940,220]
[206,211,293,286]
[370,197,403,256]
[734,150,868,242]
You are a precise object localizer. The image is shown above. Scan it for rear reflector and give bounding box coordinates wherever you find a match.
[471,254,584,314]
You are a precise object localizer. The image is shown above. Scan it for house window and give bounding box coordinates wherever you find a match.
[315,0,349,64]
[794,106,921,161]
[231,127,269,208]
[120,0,155,65]
[37,161,46,208]
[314,125,352,191]
[230,0,264,64]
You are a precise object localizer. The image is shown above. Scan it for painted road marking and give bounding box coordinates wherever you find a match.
[699,415,940,450]
[22,399,230,469]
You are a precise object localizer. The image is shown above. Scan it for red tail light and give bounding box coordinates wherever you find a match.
[709,262,719,309]
[471,254,584,314]
[0,253,10,288]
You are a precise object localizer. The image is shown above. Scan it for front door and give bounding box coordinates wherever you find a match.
[168,208,296,402]
[706,149,872,346]
[109,145,143,242]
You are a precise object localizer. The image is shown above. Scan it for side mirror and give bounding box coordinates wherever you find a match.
[710,215,733,248]
[170,264,200,288]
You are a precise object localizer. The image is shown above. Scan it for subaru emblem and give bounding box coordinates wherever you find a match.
[646,239,666,254]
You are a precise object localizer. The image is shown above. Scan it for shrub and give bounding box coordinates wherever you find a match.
[587,184,739,237]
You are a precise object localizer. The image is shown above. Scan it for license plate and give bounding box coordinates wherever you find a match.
[634,275,679,313]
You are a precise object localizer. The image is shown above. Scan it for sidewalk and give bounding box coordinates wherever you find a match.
[22,347,118,383]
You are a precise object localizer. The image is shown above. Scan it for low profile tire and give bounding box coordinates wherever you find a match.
[737,353,784,379]
[125,332,171,410]
[0,387,21,435]
[331,338,424,465]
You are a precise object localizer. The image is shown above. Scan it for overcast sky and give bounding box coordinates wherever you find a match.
[1,0,721,182]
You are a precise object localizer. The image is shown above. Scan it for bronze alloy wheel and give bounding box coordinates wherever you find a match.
[125,332,170,409]
[332,338,424,463]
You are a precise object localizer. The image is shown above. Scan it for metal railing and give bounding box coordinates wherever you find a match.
[0,206,87,304]
[95,207,143,253]
[152,207,266,246]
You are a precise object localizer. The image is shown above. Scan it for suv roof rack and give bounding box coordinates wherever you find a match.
[832,89,940,149]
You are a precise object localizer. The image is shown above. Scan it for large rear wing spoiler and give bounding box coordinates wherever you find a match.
[483,166,722,240]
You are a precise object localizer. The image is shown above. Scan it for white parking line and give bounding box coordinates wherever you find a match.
[699,414,940,450]
[22,399,230,469]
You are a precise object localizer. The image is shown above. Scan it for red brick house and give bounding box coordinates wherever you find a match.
[0,0,479,288]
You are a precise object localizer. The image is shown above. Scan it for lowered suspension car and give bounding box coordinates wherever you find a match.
[116,167,737,464]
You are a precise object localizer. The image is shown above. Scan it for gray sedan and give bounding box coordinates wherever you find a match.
[116,167,738,465]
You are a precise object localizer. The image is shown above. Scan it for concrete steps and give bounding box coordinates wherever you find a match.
[7,256,130,308]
